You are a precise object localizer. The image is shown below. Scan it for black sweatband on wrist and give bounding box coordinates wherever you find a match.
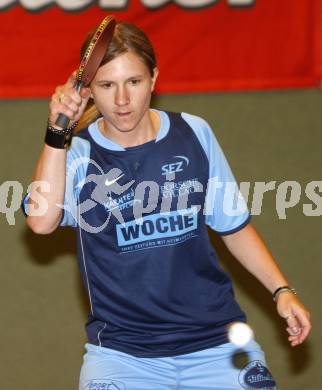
[45,128,71,149]
[44,121,78,149]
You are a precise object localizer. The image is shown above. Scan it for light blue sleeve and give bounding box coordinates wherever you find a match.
[60,136,91,227]
[182,112,250,235]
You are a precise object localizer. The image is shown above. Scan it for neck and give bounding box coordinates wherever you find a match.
[99,110,160,148]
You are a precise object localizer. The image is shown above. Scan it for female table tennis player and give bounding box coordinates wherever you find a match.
[24,20,311,390]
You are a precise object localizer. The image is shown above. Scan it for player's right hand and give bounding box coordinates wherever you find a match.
[48,72,91,129]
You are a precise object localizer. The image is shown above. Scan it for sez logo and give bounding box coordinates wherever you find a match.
[161,155,190,176]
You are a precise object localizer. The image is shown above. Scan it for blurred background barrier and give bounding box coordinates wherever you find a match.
[0,0,320,97]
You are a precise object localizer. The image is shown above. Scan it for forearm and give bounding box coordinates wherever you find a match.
[26,144,67,234]
[221,223,289,294]
[25,73,91,234]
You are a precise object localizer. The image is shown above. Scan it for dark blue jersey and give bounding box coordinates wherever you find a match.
[25,110,251,357]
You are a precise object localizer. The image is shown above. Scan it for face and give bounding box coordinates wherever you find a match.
[90,51,158,134]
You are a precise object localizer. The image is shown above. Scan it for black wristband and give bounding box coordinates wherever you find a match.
[273,286,297,302]
[45,128,72,149]
[44,121,78,149]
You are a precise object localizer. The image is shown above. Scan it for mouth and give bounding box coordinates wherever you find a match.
[115,111,132,117]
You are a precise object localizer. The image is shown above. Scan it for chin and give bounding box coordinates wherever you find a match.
[114,120,140,133]
[114,123,137,133]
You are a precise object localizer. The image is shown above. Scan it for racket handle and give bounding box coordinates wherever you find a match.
[55,114,70,129]
[55,81,83,129]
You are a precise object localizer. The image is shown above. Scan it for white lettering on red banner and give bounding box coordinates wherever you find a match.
[0,0,255,11]
[228,0,253,5]
[142,0,217,8]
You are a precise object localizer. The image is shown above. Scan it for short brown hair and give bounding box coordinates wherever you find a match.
[81,21,157,76]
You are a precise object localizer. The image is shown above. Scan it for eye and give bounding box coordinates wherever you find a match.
[101,82,113,89]
[129,78,141,86]
[97,82,113,89]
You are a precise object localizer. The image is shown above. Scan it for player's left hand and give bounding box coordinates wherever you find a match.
[276,292,311,347]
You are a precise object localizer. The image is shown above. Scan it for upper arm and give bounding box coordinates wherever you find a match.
[21,136,91,230]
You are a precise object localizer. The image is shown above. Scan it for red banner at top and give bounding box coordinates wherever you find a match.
[0,0,320,98]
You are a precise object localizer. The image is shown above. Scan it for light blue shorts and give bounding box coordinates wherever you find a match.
[79,340,278,390]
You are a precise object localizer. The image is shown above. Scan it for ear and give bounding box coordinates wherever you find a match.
[151,67,159,92]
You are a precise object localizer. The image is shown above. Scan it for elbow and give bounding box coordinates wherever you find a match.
[26,216,58,235]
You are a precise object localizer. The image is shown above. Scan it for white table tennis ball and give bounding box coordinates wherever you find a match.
[228,322,254,347]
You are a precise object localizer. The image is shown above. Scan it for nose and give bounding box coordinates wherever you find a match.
[115,85,129,106]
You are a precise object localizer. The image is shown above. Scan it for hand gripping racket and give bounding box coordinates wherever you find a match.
[55,15,116,129]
